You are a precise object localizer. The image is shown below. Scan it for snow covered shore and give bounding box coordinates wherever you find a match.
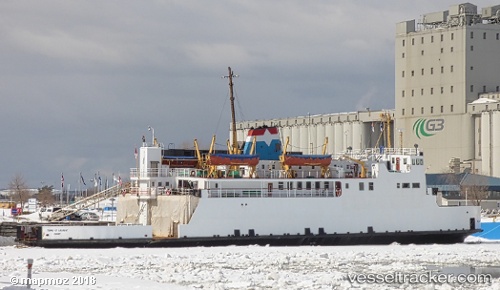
[1,242,500,289]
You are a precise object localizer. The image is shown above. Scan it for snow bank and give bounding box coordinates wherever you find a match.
[0,236,16,247]
[0,243,499,289]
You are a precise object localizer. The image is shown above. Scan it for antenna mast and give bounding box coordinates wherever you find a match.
[223,67,239,154]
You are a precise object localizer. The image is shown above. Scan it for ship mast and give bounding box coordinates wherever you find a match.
[224,67,239,154]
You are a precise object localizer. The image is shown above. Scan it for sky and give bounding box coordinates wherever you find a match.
[0,0,496,189]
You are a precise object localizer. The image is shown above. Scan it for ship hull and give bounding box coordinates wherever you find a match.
[18,228,478,248]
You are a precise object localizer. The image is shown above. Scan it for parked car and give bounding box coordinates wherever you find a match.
[66,212,82,221]
[39,207,62,220]
[79,211,100,221]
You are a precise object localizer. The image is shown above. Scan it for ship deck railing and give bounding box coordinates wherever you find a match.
[206,188,340,198]
[334,147,419,160]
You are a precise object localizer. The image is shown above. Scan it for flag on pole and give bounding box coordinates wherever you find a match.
[380,122,384,132]
[61,173,64,188]
[134,147,138,159]
[118,175,122,186]
[371,122,375,132]
[94,174,98,187]
[98,176,102,186]
[80,172,86,186]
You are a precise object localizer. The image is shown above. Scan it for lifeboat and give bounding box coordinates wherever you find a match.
[282,154,332,167]
[207,154,260,166]
[162,156,199,168]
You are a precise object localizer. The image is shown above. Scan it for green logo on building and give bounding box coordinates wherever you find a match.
[413,118,445,139]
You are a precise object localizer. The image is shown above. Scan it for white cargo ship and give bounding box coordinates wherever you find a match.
[121,125,481,247]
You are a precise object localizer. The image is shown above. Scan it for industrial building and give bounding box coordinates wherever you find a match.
[236,3,500,178]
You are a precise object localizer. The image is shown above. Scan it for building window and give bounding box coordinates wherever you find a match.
[483,32,487,39]
[421,68,424,75]
[412,108,414,115]
[431,67,434,74]
[402,90,405,97]
[451,47,454,52]
[412,38,415,45]
[402,52,405,58]
[441,87,444,94]
[471,31,474,39]
[402,39,405,46]
[451,105,454,112]
[440,48,444,53]
[497,86,499,92]
[402,71,405,77]
[483,85,486,93]
[421,107,424,114]
[450,65,454,73]
[441,34,444,41]
[440,105,443,113]
[411,70,414,77]
[441,66,444,73]
[471,45,474,51]
[431,35,434,42]
[421,37,424,44]
[430,88,434,95]
[421,50,424,56]
[451,86,454,93]
[402,109,405,115]
[497,33,499,40]
[471,66,474,71]
[451,33,454,40]
[421,88,424,96]
[470,85,474,92]
[431,106,434,113]
[411,89,414,97]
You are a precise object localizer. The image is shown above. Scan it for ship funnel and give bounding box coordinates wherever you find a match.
[242,126,282,160]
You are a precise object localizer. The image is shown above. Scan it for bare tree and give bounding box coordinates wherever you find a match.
[38,185,55,206]
[8,173,31,209]
[460,174,489,206]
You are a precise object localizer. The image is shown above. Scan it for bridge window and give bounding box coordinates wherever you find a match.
[315,182,320,190]
[345,183,349,189]
[359,182,365,191]
[412,183,420,188]
[278,182,284,190]
[287,182,293,189]
[306,182,312,190]
[369,182,374,191]
[297,182,303,190]
[402,183,410,188]
[324,182,330,190]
